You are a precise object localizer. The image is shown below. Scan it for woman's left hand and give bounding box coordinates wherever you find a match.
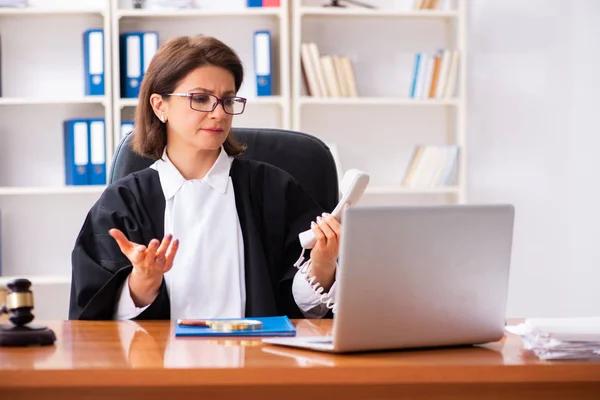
[308,212,341,291]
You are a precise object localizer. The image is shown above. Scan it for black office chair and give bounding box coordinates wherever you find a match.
[109,127,339,212]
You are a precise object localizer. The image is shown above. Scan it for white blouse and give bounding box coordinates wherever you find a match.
[114,147,335,320]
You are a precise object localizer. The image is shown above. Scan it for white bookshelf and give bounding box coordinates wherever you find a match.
[0,186,106,196]
[1,0,468,318]
[299,96,458,106]
[0,97,107,106]
[0,9,105,16]
[0,1,292,318]
[0,0,111,298]
[110,0,291,151]
[300,6,458,18]
[116,8,283,18]
[292,0,467,206]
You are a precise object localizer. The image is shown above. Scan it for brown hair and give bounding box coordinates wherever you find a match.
[132,35,246,160]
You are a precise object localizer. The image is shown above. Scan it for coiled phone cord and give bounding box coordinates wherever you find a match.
[294,248,337,313]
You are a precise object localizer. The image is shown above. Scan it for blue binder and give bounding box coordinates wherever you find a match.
[63,119,90,186]
[83,29,105,96]
[120,120,135,141]
[120,31,158,98]
[88,119,106,185]
[247,0,262,7]
[253,30,272,96]
[175,316,296,337]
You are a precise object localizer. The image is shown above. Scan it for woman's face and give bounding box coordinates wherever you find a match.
[163,65,237,152]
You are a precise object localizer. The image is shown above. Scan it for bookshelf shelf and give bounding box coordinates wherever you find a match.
[0,97,107,106]
[300,7,458,19]
[111,0,292,147]
[118,98,139,108]
[116,8,283,19]
[0,275,71,286]
[0,9,104,16]
[293,0,467,205]
[0,186,106,196]
[299,97,459,106]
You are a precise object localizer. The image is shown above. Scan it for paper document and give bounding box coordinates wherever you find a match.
[506,317,600,361]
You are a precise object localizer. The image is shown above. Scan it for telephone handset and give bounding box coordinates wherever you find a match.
[293,169,370,314]
[299,168,370,249]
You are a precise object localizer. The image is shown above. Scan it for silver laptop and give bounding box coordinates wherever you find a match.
[263,204,515,353]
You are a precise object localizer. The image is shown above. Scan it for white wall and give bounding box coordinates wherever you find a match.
[468,0,600,318]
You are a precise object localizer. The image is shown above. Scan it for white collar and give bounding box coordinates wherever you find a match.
[153,146,232,200]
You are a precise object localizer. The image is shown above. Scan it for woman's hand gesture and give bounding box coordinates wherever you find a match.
[109,229,179,307]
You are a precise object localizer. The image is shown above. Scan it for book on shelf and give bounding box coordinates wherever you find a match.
[248,0,280,7]
[402,145,458,188]
[409,49,458,100]
[300,41,358,98]
[411,0,453,10]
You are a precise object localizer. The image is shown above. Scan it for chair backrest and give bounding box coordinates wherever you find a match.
[109,127,339,212]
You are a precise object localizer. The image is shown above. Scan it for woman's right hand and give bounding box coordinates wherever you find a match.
[109,229,179,307]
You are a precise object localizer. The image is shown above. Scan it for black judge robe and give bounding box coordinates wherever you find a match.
[69,158,329,320]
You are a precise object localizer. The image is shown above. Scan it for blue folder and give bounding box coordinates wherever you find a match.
[88,118,106,185]
[175,316,296,337]
[63,119,90,186]
[253,30,272,96]
[83,29,105,96]
[120,31,158,98]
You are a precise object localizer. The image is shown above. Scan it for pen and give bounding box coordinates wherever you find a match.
[177,319,211,327]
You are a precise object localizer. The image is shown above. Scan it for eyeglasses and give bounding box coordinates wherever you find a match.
[168,92,247,115]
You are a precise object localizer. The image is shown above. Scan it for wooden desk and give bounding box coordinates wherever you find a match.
[0,320,599,400]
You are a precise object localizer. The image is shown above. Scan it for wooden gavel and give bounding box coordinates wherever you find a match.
[0,278,56,347]
[1,278,36,327]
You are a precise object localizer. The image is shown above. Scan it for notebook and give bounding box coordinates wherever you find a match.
[174,316,296,337]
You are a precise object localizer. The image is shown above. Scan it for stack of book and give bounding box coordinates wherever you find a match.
[409,49,459,100]
[412,0,453,10]
[300,42,358,98]
[401,145,458,188]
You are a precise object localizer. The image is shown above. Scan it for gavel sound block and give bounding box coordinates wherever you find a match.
[0,278,56,347]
